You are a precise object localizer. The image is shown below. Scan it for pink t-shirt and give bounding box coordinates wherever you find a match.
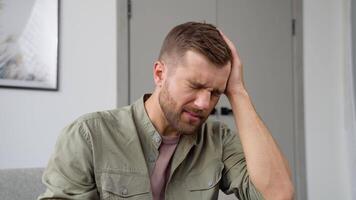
[150,135,180,200]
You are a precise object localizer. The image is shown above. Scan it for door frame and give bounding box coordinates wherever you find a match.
[116,0,130,107]
[116,0,307,199]
[291,0,307,199]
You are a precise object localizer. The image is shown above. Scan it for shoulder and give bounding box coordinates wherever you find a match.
[60,105,135,140]
[70,104,136,131]
[76,105,133,124]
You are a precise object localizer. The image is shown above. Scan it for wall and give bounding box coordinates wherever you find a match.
[0,0,117,168]
[303,0,352,199]
[349,0,356,199]
[1,0,354,199]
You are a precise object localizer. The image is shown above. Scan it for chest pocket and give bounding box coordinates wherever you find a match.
[101,172,151,200]
[185,162,224,199]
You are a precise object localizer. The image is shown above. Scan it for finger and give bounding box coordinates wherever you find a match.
[218,30,236,51]
[217,29,241,64]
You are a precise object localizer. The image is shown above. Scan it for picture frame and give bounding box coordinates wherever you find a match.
[0,0,59,91]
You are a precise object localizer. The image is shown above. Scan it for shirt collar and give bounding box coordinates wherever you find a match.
[132,94,198,147]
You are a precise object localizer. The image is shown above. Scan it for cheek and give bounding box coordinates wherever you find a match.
[170,83,195,103]
[180,90,199,107]
[210,97,220,108]
[179,95,195,109]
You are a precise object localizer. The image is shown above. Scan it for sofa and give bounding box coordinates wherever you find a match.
[0,168,45,200]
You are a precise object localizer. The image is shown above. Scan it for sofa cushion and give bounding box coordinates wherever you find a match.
[0,168,45,200]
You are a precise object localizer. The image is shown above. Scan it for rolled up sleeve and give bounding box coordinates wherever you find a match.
[219,124,264,200]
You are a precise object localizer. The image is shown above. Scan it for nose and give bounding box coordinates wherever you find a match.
[194,90,210,110]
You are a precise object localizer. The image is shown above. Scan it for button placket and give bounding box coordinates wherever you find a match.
[148,154,156,162]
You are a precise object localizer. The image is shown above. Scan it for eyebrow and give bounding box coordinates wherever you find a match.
[189,81,224,94]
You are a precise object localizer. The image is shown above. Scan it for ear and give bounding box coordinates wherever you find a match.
[153,60,166,87]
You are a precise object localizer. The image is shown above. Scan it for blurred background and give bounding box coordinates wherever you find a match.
[0,0,355,200]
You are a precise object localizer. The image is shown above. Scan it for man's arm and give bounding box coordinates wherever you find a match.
[38,120,99,200]
[220,31,294,200]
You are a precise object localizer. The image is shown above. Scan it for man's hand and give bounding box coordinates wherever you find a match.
[218,30,295,200]
[219,31,246,97]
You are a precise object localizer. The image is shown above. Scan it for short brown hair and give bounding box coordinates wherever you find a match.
[158,22,232,66]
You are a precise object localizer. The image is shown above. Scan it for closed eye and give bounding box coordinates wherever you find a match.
[211,90,222,97]
[187,81,223,97]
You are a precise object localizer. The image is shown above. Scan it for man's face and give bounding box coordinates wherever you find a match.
[158,50,231,134]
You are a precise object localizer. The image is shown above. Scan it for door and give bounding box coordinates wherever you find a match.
[128,0,297,199]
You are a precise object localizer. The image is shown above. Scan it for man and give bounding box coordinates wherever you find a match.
[39,22,294,200]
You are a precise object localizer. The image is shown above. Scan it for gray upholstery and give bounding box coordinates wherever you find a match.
[0,168,45,200]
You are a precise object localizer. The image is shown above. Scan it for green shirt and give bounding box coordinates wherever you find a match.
[38,96,263,200]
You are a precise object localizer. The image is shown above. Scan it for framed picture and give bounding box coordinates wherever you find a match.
[0,0,59,91]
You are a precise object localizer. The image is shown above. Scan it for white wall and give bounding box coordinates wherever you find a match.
[350,1,356,199]
[0,0,117,169]
[1,1,354,199]
[303,0,352,199]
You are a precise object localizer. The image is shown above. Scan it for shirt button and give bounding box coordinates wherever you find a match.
[121,187,128,195]
[148,155,155,162]
[208,180,213,187]
[154,136,161,143]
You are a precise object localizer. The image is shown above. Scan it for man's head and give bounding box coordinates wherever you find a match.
[158,22,232,66]
[153,22,232,134]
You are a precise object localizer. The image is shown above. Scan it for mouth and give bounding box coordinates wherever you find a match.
[183,109,203,121]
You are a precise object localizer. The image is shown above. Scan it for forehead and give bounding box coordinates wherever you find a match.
[173,50,231,87]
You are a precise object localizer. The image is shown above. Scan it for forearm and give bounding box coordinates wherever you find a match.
[228,87,294,200]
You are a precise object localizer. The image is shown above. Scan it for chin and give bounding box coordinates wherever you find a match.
[177,124,200,135]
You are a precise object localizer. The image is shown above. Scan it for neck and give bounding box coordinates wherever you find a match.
[144,92,180,137]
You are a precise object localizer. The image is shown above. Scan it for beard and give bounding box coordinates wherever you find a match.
[158,81,208,134]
